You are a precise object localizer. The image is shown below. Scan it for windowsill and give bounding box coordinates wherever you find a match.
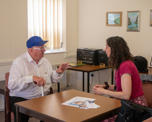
[45,48,66,54]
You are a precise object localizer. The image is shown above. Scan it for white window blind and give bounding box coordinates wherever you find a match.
[27,0,63,50]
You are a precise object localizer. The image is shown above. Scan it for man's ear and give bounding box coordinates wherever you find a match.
[28,48,33,53]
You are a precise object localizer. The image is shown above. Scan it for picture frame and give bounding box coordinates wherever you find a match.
[150,9,152,26]
[127,11,140,32]
[106,12,122,26]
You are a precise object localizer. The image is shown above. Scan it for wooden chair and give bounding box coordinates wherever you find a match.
[142,81,152,107]
[5,72,11,122]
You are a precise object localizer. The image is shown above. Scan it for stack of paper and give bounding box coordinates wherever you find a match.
[62,96,100,109]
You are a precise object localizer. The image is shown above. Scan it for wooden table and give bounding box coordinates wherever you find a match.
[68,65,113,92]
[15,89,121,122]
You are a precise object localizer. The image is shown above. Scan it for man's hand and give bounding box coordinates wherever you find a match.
[56,63,69,74]
[33,76,46,86]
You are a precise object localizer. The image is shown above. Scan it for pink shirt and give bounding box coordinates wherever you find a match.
[115,60,144,99]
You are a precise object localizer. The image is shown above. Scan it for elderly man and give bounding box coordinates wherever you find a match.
[8,36,69,122]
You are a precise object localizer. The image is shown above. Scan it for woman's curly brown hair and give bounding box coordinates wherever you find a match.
[106,36,133,69]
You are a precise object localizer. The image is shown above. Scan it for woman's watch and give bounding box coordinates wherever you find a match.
[104,82,109,89]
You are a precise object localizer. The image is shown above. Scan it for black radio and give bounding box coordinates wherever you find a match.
[77,48,108,66]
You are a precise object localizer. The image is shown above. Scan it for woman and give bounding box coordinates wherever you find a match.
[93,36,147,121]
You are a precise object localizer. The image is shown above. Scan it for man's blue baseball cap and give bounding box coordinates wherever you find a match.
[26,36,48,48]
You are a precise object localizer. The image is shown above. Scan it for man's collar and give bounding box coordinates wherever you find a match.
[26,52,34,63]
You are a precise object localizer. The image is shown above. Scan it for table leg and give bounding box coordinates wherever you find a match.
[87,72,90,93]
[16,106,20,122]
[82,72,85,91]
[57,82,60,92]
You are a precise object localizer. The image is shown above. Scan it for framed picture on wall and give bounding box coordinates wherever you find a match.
[127,11,140,32]
[150,9,152,26]
[106,12,122,26]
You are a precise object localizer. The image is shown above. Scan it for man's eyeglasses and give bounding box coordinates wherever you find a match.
[33,46,47,50]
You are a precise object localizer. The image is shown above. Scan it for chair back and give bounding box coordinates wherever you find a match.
[143,81,152,107]
[4,72,11,122]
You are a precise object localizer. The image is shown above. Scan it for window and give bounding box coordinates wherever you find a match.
[27,0,65,53]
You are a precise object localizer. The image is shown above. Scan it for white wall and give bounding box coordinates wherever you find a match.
[78,0,152,63]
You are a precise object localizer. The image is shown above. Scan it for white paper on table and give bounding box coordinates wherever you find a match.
[62,96,100,109]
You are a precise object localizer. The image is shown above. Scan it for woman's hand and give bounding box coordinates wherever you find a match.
[93,84,105,88]
[93,84,106,95]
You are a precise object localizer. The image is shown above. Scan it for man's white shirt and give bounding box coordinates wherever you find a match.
[8,52,62,99]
